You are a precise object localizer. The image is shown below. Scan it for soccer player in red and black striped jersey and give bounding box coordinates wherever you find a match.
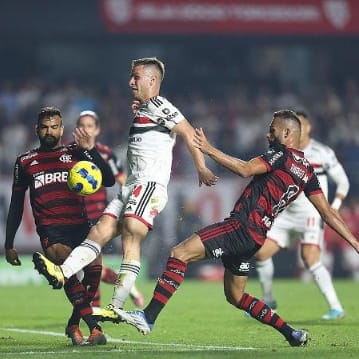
[5,106,115,345]
[116,110,359,346]
[76,110,144,308]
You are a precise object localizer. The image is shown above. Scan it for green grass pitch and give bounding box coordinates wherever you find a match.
[1,273,359,358]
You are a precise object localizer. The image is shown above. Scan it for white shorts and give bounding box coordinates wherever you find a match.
[103,181,168,229]
[267,207,324,249]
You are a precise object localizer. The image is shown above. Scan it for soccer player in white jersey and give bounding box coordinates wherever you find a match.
[255,110,349,320]
[33,57,218,320]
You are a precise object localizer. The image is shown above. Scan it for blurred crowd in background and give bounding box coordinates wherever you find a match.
[1,75,359,188]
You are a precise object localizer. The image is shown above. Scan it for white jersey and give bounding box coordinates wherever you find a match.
[267,138,349,247]
[126,96,185,187]
[288,138,349,214]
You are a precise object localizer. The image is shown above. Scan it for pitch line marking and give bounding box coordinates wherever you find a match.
[0,327,257,352]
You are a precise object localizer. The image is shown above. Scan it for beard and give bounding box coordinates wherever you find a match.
[39,135,60,149]
[268,137,282,149]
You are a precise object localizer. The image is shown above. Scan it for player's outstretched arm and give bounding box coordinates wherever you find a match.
[309,192,359,253]
[174,120,218,187]
[194,128,267,178]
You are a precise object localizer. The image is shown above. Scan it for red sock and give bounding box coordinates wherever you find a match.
[144,257,187,324]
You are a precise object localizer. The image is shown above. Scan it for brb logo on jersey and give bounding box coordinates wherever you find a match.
[34,171,68,189]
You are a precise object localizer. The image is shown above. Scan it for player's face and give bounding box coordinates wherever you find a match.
[129,65,153,102]
[77,116,100,138]
[267,118,283,147]
[37,116,64,149]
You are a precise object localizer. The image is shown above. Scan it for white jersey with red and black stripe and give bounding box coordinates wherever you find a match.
[266,138,349,248]
[126,95,185,187]
[285,138,349,213]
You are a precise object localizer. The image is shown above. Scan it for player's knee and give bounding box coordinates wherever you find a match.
[90,217,118,245]
[169,245,191,263]
[224,289,243,307]
[45,244,71,264]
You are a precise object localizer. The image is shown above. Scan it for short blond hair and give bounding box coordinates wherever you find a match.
[131,57,165,81]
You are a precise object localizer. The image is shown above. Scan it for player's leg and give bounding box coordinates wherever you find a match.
[301,243,344,319]
[42,242,103,345]
[60,215,118,278]
[101,262,145,307]
[255,238,281,308]
[115,233,205,334]
[64,274,106,345]
[33,200,122,288]
[43,243,86,345]
[110,183,168,311]
[227,270,308,346]
[110,216,148,310]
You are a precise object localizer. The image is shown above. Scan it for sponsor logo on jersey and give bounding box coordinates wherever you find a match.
[289,164,306,180]
[34,171,68,189]
[212,248,224,258]
[273,184,299,216]
[150,208,159,217]
[239,262,250,271]
[262,215,272,228]
[21,152,37,162]
[129,136,142,143]
[59,154,73,163]
[268,151,283,166]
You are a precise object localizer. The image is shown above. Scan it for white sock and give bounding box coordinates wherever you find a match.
[111,259,141,309]
[61,239,102,279]
[309,262,343,311]
[256,258,275,302]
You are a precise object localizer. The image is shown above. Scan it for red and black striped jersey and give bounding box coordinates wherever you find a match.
[13,144,89,226]
[230,143,323,245]
[84,142,124,222]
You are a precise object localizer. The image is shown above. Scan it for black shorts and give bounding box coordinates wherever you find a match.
[36,223,92,251]
[196,218,261,276]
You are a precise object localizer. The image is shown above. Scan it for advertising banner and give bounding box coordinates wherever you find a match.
[100,0,359,34]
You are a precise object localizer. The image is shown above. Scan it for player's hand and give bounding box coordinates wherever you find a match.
[73,127,95,150]
[193,128,212,155]
[198,167,218,187]
[131,100,141,114]
[5,248,21,266]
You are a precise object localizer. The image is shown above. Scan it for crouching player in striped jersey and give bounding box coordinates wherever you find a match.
[114,110,359,347]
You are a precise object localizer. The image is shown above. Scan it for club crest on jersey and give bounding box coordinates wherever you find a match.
[292,153,310,167]
[59,154,73,163]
